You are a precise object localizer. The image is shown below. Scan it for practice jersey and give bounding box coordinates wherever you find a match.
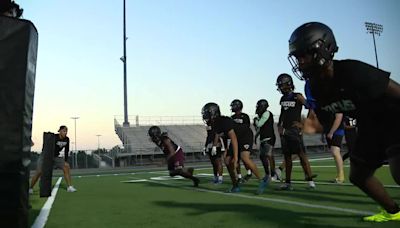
[305,80,344,136]
[54,134,70,161]
[308,59,400,163]
[308,60,394,117]
[256,110,276,145]
[156,133,179,156]
[279,92,303,129]
[231,112,253,138]
[212,116,235,139]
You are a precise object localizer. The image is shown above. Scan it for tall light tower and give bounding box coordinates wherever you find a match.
[121,0,130,127]
[96,134,102,149]
[70,116,79,168]
[96,134,102,167]
[365,22,383,68]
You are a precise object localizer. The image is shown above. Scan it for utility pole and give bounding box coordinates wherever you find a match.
[96,134,102,167]
[70,116,79,168]
[121,0,130,127]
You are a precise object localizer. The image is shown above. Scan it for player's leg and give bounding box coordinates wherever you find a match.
[29,156,43,192]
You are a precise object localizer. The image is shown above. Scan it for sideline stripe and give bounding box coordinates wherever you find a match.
[31,177,62,228]
[143,178,375,216]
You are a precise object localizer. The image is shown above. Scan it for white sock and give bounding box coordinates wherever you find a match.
[247,170,252,175]
[238,174,242,179]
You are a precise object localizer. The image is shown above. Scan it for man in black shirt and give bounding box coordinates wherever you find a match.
[230,99,263,185]
[276,74,316,190]
[288,21,400,222]
[29,126,77,193]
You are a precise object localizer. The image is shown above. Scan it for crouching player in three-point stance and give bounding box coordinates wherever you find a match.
[288,21,400,222]
[202,102,268,194]
[148,126,200,187]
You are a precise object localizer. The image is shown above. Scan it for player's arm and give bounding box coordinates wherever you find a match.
[386,79,400,100]
[302,109,323,134]
[227,129,238,164]
[327,113,343,139]
[64,138,70,163]
[277,108,284,135]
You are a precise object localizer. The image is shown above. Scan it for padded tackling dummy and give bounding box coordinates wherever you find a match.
[0,16,38,228]
[39,132,55,197]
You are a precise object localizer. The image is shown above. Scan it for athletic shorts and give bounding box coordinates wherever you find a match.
[167,148,185,171]
[36,155,65,171]
[259,141,274,156]
[326,134,343,148]
[226,134,254,158]
[350,111,400,168]
[280,130,305,156]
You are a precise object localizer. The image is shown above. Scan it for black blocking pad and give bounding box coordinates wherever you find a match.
[0,16,38,228]
[39,132,55,198]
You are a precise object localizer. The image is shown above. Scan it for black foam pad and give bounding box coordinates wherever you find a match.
[0,15,38,228]
[39,132,55,197]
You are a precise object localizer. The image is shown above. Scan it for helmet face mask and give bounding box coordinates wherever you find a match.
[202,103,221,125]
[148,126,162,143]
[256,99,269,116]
[288,22,338,80]
[230,99,243,113]
[276,74,294,95]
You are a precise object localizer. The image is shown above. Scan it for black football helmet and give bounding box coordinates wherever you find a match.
[148,126,161,142]
[276,73,294,95]
[201,102,221,124]
[256,99,269,116]
[288,22,338,80]
[0,0,23,18]
[230,99,243,112]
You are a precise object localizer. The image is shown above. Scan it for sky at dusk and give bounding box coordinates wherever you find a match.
[18,0,400,152]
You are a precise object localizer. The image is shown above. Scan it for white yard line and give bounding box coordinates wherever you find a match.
[31,177,62,228]
[143,178,375,216]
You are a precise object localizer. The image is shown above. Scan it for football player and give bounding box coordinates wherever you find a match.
[288,22,400,222]
[148,126,199,187]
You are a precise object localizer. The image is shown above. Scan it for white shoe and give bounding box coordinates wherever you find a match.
[67,186,77,192]
[275,168,282,181]
[308,181,316,189]
[29,188,33,194]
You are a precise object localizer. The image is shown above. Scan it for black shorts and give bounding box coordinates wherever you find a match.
[326,134,343,148]
[350,112,400,168]
[280,131,305,156]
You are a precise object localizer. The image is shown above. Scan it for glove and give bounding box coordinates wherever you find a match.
[211,146,217,156]
[202,147,207,156]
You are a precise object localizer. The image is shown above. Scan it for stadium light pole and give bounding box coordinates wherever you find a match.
[71,116,79,168]
[121,0,130,127]
[365,22,383,69]
[96,134,102,167]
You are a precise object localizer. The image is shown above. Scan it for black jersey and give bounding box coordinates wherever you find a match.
[309,60,400,165]
[54,134,70,161]
[309,60,393,116]
[279,92,303,129]
[257,110,276,145]
[231,112,253,138]
[212,116,235,138]
[205,125,214,146]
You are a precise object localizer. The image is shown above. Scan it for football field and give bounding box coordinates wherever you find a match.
[29,158,399,228]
